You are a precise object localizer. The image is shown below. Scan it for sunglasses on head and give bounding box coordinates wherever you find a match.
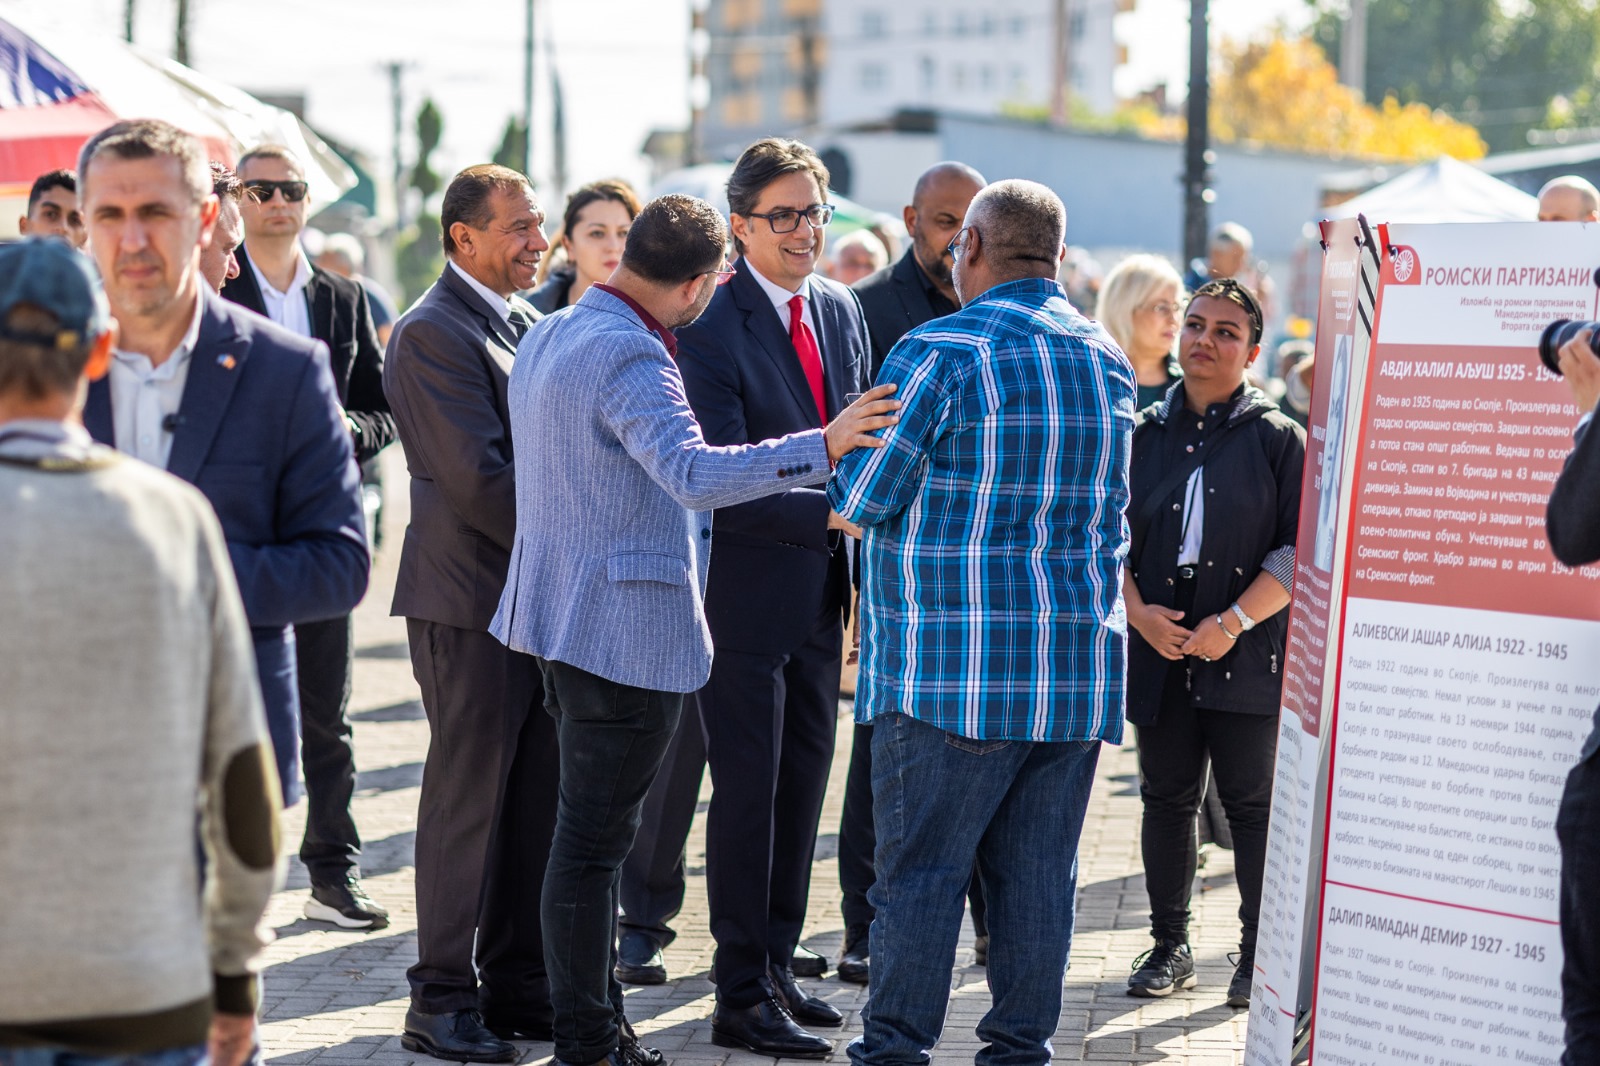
[245,180,309,204]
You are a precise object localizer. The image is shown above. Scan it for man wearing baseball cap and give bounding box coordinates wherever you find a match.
[0,237,283,1066]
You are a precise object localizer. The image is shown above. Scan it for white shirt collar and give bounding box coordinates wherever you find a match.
[250,248,314,301]
[113,289,203,372]
[448,259,513,324]
[743,259,812,321]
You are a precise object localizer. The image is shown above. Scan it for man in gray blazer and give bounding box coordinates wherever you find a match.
[384,164,560,1063]
[490,194,897,1066]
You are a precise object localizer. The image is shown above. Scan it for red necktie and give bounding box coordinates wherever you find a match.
[788,294,827,427]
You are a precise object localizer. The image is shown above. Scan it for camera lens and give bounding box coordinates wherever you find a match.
[1536,319,1600,376]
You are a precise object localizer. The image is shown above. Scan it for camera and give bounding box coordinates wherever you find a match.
[1539,319,1600,376]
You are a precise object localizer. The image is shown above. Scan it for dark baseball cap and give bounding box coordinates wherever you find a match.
[0,237,110,349]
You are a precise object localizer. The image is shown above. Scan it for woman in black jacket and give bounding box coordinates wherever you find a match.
[526,179,642,314]
[1122,279,1306,1009]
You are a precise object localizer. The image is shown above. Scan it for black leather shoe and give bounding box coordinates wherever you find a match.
[614,931,667,986]
[836,925,869,985]
[617,1015,664,1066]
[402,1008,518,1063]
[479,1003,553,1042]
[791,944,827,977]
[768,966,843,1028]
[710,998,832,1059]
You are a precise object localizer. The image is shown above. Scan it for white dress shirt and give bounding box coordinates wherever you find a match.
[108,292,204,469]
[449,259,513,325]
[250,250,314,338]
[744,260,819,341]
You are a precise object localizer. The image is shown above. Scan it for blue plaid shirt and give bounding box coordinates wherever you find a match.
[828,278,1135,742]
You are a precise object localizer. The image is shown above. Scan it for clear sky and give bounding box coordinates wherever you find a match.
[6,0,1313,198]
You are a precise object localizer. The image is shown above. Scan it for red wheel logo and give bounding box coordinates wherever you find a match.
[1393,247,1415,282]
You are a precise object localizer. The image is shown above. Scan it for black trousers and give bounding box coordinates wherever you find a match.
[296,614,360,883]
[838,722,987,941]
[1559,747,1600,1064]
[617,703,707,946]
[405,619,560,1015]
[538,658,683,1064]
[1134,660,1276,950]
[700,609,842,1008]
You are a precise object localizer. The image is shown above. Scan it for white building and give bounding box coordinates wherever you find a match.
[818,0,1126,128]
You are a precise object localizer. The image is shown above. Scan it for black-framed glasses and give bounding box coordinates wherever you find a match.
[946,225,975,259]
[245,180,309,204]
[743,203,834,233]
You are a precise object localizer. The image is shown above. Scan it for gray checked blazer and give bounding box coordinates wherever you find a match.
[489,286,831,693]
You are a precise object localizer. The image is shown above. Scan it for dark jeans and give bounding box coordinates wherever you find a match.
[1134,666,1276,949]
[847,713,1101,1066]
[1559,748,1600,1064]
[297,614,360,883]
[618,703,707,946]
[839,721,987,941]
[538,658,683,1065]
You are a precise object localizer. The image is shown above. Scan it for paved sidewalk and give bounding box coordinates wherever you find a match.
[259,453,1251,1065]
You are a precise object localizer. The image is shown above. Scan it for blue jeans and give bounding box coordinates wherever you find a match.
[848,713,1101,1066]
[0,1046,206,1066]
[537,658,683,1065]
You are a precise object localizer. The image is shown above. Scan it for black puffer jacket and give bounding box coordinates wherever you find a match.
[526,264,577,316]
[1126,382,1306,724]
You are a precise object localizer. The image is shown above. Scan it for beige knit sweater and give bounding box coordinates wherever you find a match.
[0,432,283,1053]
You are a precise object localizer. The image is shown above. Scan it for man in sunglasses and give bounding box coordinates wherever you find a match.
[670,137,872,1059]
[221,144,397,934]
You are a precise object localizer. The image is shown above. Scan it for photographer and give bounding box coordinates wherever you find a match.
[1548,328,1600,1065]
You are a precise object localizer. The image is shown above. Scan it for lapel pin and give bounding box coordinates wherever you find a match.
[218,354,237,370]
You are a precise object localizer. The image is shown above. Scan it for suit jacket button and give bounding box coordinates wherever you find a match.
[701,528,711,539]
[777,469,787,478]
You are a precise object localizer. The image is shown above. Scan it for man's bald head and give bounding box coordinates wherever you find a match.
[912,162,986,211]
[1538,176,1600,222]
[904,162,988,300]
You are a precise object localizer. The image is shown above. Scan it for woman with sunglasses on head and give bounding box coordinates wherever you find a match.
[529,179,643,315]
[1096,253,1185,407]
[1121,279,1305,1011]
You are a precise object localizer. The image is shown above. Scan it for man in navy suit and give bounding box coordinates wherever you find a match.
[674,138,871,1059]
[77,119,369,809]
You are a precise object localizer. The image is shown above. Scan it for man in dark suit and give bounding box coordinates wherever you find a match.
[853,162,985,381]
[675,138,870,1060]
[1547,327,1600,1064]
[221,143,397,932]
[76,119,369,810]
[837,161,985,984]
[383,164,560,1064]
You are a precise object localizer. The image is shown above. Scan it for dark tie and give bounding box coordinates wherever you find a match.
[509,306,533,341]
[787,294,826,427]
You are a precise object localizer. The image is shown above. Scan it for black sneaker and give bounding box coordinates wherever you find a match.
[1227,950,1255,1008]
[1126,939,1195,997]
[305,876,390,930]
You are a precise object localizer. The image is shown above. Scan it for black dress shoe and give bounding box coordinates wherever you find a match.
[617,1015,664,1066]
[479,1003,553,1042]
[791,944,828,977]
[836,925,869,985]
[614,931,667,986]
[710,997,833,1059]
[768,966,843,1028]
[402,1008,518,1063]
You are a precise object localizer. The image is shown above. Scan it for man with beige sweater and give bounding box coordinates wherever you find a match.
[0,238,283,1066]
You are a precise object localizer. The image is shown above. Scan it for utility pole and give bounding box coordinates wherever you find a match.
[524,0,536,181]
[174,0,190,65]
[688,2,707,165]
[1182,0,1211,267]
[388,61,407,231]
[123,0,135,44]
[1051,0,1072,128]
[1340,0,1368,97]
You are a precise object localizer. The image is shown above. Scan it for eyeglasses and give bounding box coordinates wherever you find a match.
[1139,301,1183,318]
[245,180,309,204]
[743,203,834,233]
[946,225,975,259]
[701,265,737,286]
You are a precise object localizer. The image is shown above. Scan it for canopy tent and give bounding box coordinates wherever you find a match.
[0,13,354,225]
[1321,155,1538,224]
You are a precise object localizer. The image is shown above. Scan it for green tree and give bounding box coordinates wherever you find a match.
[1309,0,1600,152]
[492,117,529,173]
[397,97,446,305]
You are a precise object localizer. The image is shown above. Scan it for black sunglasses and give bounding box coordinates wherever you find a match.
[245,180,309,204]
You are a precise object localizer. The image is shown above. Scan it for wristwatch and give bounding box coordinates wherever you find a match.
[1230,603,1257,631]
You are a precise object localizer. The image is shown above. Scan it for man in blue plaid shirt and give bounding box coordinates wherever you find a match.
[829,179,1135,1066]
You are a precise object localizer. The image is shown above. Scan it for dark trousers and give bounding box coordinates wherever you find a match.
[537,658,683,1065]
[1134,664,1275,950]
[701,610,842,1008]
[1559,748,1600,1064]
[405,619,560,1015]
[618,704,707,946]
[838,722,987,941]
[296,614,360,883]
